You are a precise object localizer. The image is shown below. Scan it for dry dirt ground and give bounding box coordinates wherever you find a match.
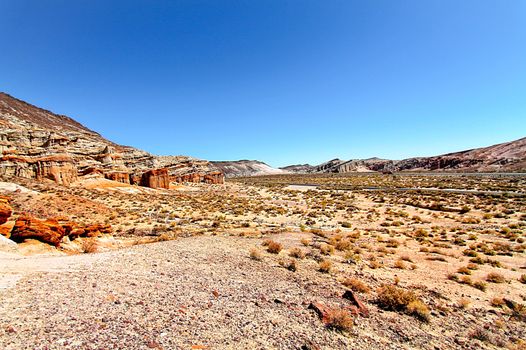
[1,174,525,349]
[0,233,523,350]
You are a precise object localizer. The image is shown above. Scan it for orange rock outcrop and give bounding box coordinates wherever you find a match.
[140,168,170,189]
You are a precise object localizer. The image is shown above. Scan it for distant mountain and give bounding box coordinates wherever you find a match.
[212,160,289,178]
[0,92,224,187]
[279,164,315,173]
[283,138,526,174]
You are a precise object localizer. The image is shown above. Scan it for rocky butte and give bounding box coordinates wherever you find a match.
[0,92,224,188]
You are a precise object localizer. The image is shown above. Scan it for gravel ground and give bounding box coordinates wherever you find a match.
[0,235,513,349]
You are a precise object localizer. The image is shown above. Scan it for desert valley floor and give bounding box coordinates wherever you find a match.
[0,173,525,349]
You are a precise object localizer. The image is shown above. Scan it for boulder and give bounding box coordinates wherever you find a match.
[0,234,18,253]
[342,290,369,317]
[11,215,66,247]
[0,196,12,225]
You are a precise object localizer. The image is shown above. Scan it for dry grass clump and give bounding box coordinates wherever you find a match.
[394,259,406,269]
[278,258,297,272]
[266,240,283,254]
[318,259,333,273]
[457,266,472,275]
[250,247,262,261]
[458,298,471,309]
[289,247,306,259]
[486,272,506,283]
[490,297,505,307]
[342,277,370,293]
[81,239,98,253]
[300,238,311,246]
[473,280,487,292]
[320,244,335,255]
[325,309,353,332]
[376,284,430,322]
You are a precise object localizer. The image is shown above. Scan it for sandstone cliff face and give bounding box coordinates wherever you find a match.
[0,92,224,187]
[139,168,170,189]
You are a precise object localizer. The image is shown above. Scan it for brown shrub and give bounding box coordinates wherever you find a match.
[376,284,430,322]
[267,241,283,254]
[81,238,98,254]
[342,277,370,293]
[486,272,506,283]
[319,259,332,273]
[325,309,353,332]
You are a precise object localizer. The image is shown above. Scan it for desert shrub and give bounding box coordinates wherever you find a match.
[81,239,98,253]
[458,298,471,309]
[394,259,406,269]
[300,238,311,246]
[486,272,506,283]
[473,281,487,292]
[342,277,370,293]
[406,300,431,322]
[335,239,351,251]
[279,259,297,272]
[325,309,353,332]
[289,247,305,259]
[318,259,332,273]
[490,297,505,307]
[250,247,262,261]
[457,266,471,275]
[267,241,283,254]
[376,285,430,322]
[519,274,526,284]
[320,244,335,255]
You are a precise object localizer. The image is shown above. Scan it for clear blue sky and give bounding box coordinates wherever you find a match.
[1,1,525,167]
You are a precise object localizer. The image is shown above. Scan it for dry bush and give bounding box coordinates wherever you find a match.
[394,259,406,269]
[376,284,430,322]
[250,247,262,261]
[325,309,353,332]
[320,244,335,255]
[300,238,311,246]
[289,247,305,259]
[334,239,351,251]
[266,241,283,254]
[473,281,487,292]
[490,297,505,307]
[486,272,506,283]
[81,239,98,254]
[458,298,471,309]
[342,277,370,293]
[457,266,471,275]
[319,259,332,273]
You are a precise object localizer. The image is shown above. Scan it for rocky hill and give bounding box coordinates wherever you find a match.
[212,160,289,178]
[283,138,526,174]
[0,92,224,187]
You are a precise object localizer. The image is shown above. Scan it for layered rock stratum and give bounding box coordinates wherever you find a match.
[281,138,526,175]
[0,92,224,187]
[212,160,288,178]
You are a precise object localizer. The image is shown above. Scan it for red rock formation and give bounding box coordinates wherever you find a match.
[204,171,224,184]
[171,171,224,184]
[11,215,66,247]
[83,223,113,237]
[0,196,12,225]
[140,168,169,189]
[1,155,78,185]
[105,172,130,184]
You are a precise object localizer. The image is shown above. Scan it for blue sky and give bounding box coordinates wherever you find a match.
[1,1,525,167]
